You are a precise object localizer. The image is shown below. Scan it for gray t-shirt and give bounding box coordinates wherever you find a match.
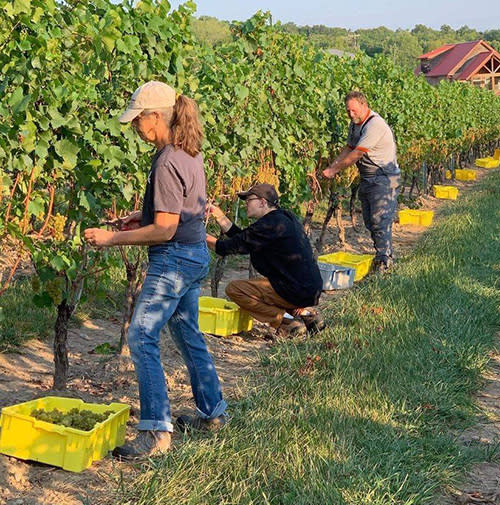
[141,145,206,243]
[347,111,400,178]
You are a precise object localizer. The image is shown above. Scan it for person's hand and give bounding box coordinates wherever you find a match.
[101,218,123,230]
[322,164,341,179]
[121,211,142,230]
[206,203,224,220]
[206,233,217,251]
[84,228,115,247]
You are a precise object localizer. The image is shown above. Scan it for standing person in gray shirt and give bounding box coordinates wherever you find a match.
[84,81,226,458]
[323,91,401,273]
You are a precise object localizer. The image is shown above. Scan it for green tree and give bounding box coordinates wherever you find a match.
[382,30,423,68]
[456,25,481,40]
[2,4,500,389]
[483,29,500,41]
[192,15,232,46]
[412,24,446,52]
[357,26,393,56]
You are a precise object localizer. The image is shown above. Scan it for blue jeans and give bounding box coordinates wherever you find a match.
[359,173,401,263]
[128,241,226,432]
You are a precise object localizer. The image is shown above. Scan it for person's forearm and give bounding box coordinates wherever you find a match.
[331,151,362,171]
[323,147,363,178]
[111,223,177,246]
[335,146,354,163]
[216,215,233,233]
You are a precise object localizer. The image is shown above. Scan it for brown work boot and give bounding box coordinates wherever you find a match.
[276,317,308,338]
[112,430,171,460]
[299,309,325,335]
[372,257,393,274]
[176,414,226,433]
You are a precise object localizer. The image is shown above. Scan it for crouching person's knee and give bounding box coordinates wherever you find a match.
[225,280,239,302]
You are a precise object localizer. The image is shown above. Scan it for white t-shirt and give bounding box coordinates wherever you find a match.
[347,111,399,178]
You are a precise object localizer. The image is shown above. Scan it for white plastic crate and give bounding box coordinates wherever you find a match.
[318,262,355,290]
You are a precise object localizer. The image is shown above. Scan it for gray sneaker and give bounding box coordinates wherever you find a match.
[176,415,226,433]
[112,430,171,460]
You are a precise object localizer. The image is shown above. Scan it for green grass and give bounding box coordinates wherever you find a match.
[75,260,129,322]
[116,172,500,504]
[0,250,129,351]
[0,277,55,350]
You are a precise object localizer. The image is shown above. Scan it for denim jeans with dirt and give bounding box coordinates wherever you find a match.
[358,172,401,265]
[128,241,226,433]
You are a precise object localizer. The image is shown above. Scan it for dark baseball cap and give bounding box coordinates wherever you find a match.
[237,183,279,207]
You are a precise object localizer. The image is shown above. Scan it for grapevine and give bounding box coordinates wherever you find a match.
[0,3,499,388]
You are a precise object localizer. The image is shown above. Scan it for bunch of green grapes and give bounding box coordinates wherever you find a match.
[50,213,67,241]
[31,408,65,424]
[45,277,64,305]
[31,276,41,292]
[31,408,115,431]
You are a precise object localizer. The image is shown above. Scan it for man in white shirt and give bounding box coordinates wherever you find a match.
[323,91,400,272]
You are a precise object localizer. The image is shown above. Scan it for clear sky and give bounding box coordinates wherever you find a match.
[168,0,500,31]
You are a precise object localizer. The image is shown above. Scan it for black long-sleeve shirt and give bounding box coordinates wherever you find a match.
[215,209,322,308]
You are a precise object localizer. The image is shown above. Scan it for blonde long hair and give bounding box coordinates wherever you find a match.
[170,95,204,157]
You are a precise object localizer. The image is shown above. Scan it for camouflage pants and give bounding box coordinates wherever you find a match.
[358,173,401,264]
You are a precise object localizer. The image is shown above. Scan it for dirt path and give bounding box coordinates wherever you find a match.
[1,167,498,505]
[441,340,500,505]
[0,318,271,505]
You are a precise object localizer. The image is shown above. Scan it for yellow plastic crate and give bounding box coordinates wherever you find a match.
[475,157,500,168]
[317,252,374,281]
[398,209,434,227]
[0,397,129,472]
[433,185,459,200]
[199,296,252,337]
[476,149,500,167]
[445,169,476,181]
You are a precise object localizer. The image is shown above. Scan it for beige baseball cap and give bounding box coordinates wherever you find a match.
[119,81,176,123]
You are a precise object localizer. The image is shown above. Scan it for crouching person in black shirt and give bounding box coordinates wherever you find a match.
[206,184,324,337]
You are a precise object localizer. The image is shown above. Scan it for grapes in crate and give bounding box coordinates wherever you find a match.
[30,407,115,431]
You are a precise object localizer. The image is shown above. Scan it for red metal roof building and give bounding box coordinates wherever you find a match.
[415,40,500,94]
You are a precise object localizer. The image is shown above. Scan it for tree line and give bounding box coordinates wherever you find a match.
[192,16,500,69]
